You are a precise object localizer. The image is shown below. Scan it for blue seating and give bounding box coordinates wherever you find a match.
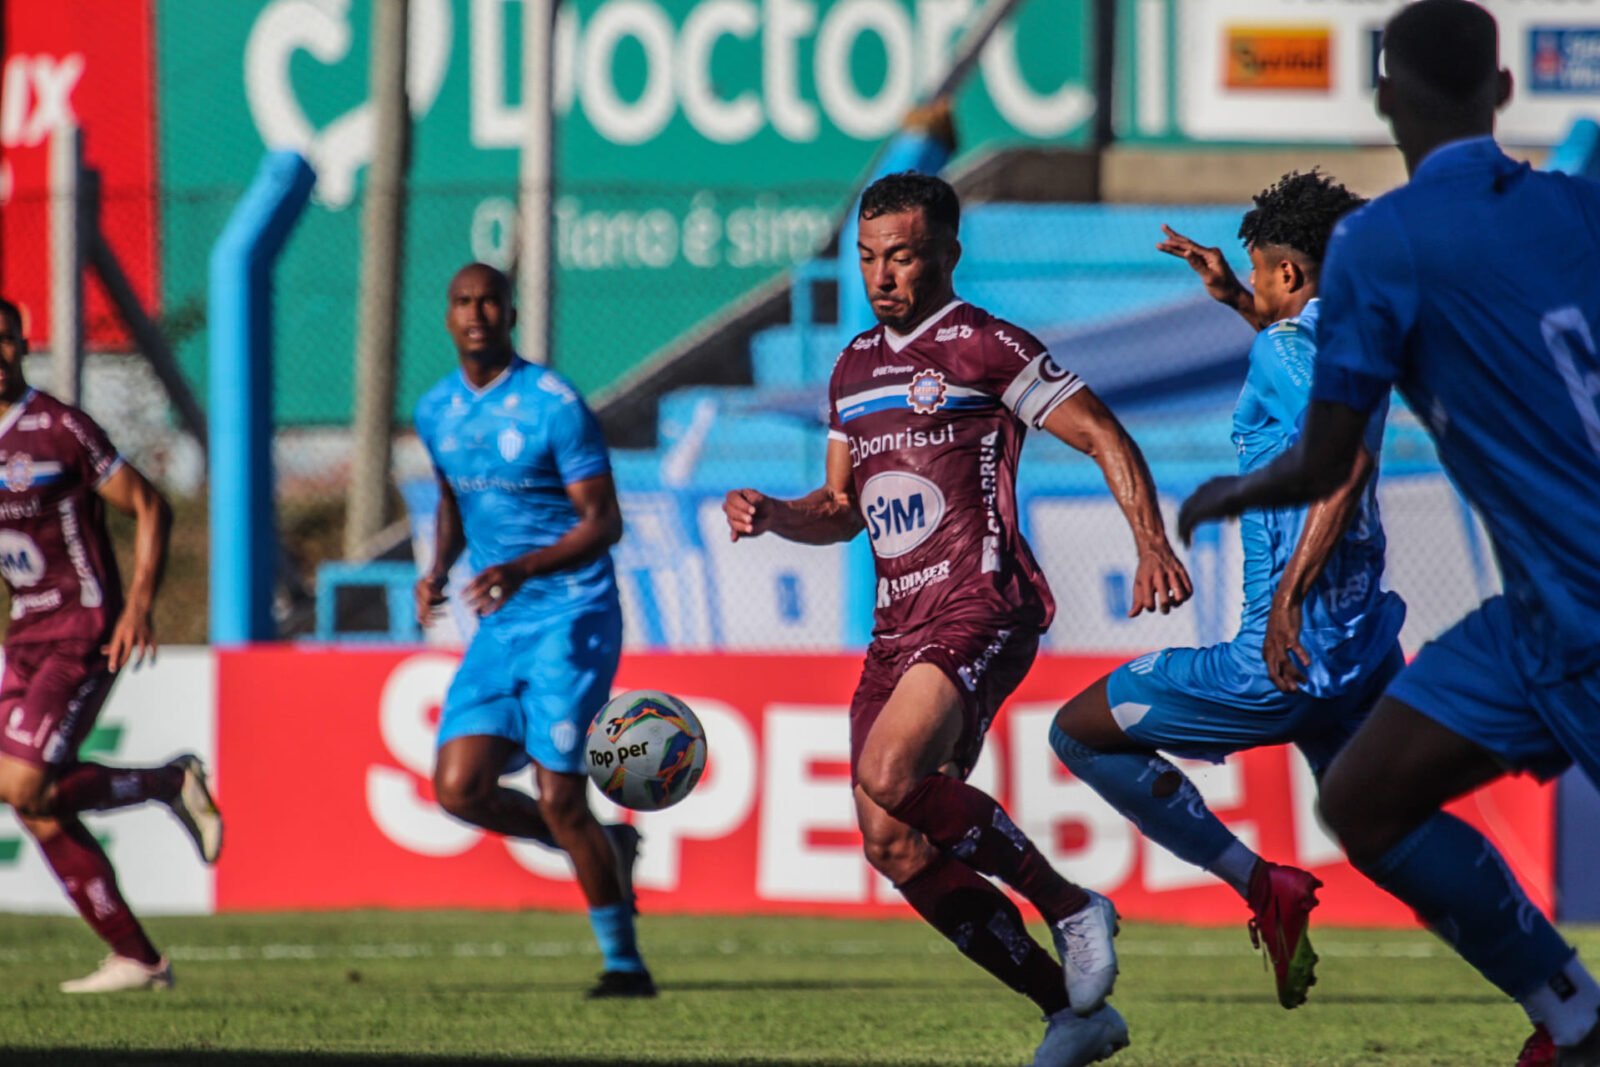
[313,561,422,642]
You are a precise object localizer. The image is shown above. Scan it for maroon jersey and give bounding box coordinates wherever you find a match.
[828,300,1086,643]
[0,390,124,645]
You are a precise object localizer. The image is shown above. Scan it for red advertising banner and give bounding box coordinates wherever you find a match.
[0,0,157,346]
[215,649,1556,926]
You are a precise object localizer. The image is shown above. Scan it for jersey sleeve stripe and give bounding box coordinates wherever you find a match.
[560,457,611,485]
[93,456,126,489]
[1002,353,1086,427]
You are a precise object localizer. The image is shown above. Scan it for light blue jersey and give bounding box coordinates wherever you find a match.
[415,356,621,775]
[1233,300,1404,698]
[414,356,617,629]
[1314,137,1600,683]
[1104,300,1405,766]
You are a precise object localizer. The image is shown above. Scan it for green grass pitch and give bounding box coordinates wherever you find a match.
[1,910,1591,1066]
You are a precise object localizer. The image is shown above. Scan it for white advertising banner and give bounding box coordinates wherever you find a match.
[1127,0,1600,145]
[0,649,217,915]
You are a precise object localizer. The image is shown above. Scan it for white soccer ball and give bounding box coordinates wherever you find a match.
[585,690,707,811]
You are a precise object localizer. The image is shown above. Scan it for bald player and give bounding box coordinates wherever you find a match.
[414,264,650,998]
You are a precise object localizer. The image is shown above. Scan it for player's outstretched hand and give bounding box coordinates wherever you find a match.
[104,605,157,672]
[1177,475,1244,546]
[464,563,527,617]
[1128,542,1193,617]
[723,488,771,541]
[414,573,448,627]
[1264,595,1308,693]
[1157,225,1246,306]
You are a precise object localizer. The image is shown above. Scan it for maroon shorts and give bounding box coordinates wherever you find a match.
[849,623,1040,784]
[0,640,116,768]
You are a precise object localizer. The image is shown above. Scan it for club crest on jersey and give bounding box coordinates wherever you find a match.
[4,452,34,491]
[497,426,526,463]
[907,370,948,414]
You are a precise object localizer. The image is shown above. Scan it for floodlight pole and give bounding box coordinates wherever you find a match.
[50,120,86,406]
[346,0,412,556]
[517,0,556,365]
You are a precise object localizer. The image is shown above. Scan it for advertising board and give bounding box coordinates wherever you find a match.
[1120,0,1600,145]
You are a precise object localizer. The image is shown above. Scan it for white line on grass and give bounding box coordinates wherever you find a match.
[0,937,1452,965]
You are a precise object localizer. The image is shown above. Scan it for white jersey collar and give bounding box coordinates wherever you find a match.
[883,299,965,353]
[459,356,519,399]
[0,389,37,444]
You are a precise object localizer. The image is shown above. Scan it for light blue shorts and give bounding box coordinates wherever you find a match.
[436,606,623,776]
[1106,640,1404,774]
[1390,596,1600,782]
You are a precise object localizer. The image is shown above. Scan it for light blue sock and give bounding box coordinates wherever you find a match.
[1050,722,1250,893]
[1362,812,1571,1003]
[588,903,646,974]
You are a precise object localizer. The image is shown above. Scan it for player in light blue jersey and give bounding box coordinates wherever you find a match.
[1050,171,1405,1013]
[413,263,652,999]
[1179,4,1600,1063]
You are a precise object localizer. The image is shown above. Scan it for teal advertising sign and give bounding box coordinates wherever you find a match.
[158,0,1094,421]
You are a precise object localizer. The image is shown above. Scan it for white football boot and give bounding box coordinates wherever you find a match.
[165,754,223,864]
[1030,1004,1129,1067]
[60,955,174,993]
[1052,890,1120,1014]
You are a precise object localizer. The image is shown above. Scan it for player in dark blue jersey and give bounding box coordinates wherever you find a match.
[1051,171,1403,1012]
[414,264,650,998]
[1179,3,1600,1062]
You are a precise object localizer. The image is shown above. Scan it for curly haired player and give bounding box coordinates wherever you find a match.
[1050,170,1406,1011]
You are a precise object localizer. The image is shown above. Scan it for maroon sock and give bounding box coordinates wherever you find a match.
[890,774,1089,924]
[37,819,162,966]
[898,853,1069,1015]
[51,762,183,814]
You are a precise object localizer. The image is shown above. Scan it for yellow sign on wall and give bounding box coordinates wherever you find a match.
[1225,26,1333,91]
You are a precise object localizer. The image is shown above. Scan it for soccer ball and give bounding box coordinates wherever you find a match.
[585,690,707,811]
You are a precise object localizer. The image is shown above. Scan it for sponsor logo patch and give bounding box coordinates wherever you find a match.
[1224,26,1332,91]
[848,425,955,467]
[860,471,945,559]
[907,370,948,415]
[878,560,952,604]
[0,529,46,587]
[935,324,973,343]
[1530,29,1600,94]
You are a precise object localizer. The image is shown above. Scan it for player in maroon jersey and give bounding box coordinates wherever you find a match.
[724,175,1191,1066]
[0,298,221,993]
